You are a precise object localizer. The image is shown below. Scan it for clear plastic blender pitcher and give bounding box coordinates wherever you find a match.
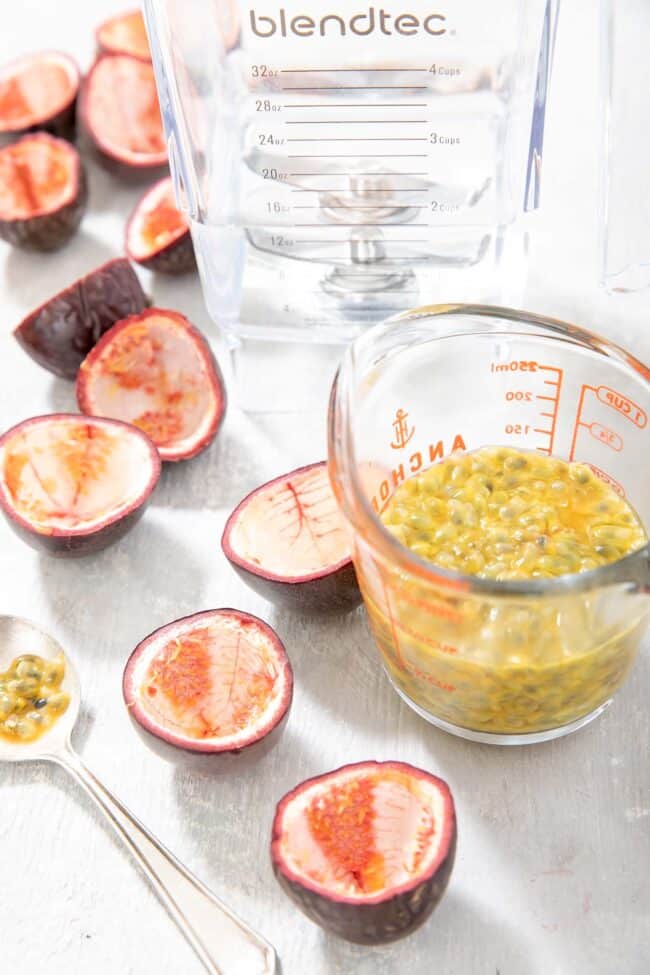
[329,305,650,744]
[144,0,559,408]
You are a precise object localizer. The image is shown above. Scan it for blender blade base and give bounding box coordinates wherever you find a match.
[386,673,613,746]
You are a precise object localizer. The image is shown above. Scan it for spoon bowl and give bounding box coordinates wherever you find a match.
[0,615,80,762]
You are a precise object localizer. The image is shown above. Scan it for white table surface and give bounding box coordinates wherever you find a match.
[1,2,649,973]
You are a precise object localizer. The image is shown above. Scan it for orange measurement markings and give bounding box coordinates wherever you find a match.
[570,383,644,462]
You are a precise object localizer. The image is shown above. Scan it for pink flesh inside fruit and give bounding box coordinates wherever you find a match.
[0,415,158,536]
[77,310,225,461]
[127,177,189,260]
[123,610,293,752]
[0,135,77,219]
[274,763,453,902]
[0,53,78,133]
[226,463,351,582]
[84,56,165,164]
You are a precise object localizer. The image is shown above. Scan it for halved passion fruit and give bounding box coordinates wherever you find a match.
[0,414,160,556]
[80,55,167,179]
[271,761,457,944]
[126,177,196,273]
[76,309,226,462]
[14,257,148,379]
[0,51,80,143]
[0,133,87,251]
[96,9,152,61]
[222,462,361,613]
[123,609,293,755]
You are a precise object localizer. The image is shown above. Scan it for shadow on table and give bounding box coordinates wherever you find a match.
[36,516,208,655]
[319,889,533,975]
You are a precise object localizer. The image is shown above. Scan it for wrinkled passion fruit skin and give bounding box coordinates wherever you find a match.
[0,414,161,558]
[131,231,196,275]
[228,559,362,615]
[14,258,149,379]
[0,136,87,251]
[271,761,457,944]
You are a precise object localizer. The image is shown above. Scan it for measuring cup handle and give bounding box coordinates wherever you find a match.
[50,741,276,975]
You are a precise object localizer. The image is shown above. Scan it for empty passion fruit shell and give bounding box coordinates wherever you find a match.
[271,761,457,944]
[222,462,361,613]
[96,9,152,61]
[0,133,87,251]
[0,51,80,144]
[76,309,226,462]
[123,609,293,756]
[126,177,196,274]
[0,414,160,556]
[80,54,167,180]
[14,257,148,379]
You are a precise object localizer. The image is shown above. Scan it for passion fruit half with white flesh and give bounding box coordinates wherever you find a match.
[96,9,152,61]
[0,134,87,251]
[14,257,149,379]
[123,609,293,755]
[0,51,80,143]
[0,414,160,556]
[126,177,196,273]
[80,55,167,180]
[222,462,361,614]
[271,761,456,944]
[76,309,226,462]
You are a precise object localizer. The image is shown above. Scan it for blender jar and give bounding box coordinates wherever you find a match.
[144,0,560,409]
[329,305,650,744]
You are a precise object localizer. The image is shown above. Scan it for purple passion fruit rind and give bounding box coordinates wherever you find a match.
[125,177,196,274]
[271,761,457,944]
[0,52,80,144]
[0,414,160,557]
[13,257,149,379]
[80,55,167,181]
[76,309,227,462]
[0,134,87,251]
[122,609,293,755]
[222,462,362,614]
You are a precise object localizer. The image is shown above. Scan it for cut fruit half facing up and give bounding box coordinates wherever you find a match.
[80,54,167,179]
[0,133,87,251]
[96,9,152,61]
[76,308,227,462]
[0,414,161,556]
[125,177,196,274]
[0,51,80,143]
[123,609,293,755]
[271,760,457,944]
[222,462,361,613]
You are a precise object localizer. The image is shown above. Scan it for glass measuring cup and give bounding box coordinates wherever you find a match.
[144,0,559,408]
[329,305,650,744]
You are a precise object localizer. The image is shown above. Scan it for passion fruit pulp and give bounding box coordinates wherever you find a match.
[222,462,361,613]
[80,54,167,179]
[0,133,87,251]
[0,51,80,143]
[126,177,196,274]
[123,609,293,755]
[0,414,160,556]
[96,9,152,61]
[271,761,456,944]
[14,257,149,379]
[76,309,227,462]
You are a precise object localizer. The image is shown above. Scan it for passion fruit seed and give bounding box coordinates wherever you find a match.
[0,652,69,743]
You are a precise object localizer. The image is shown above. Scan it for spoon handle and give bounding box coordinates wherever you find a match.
[51,742,276,975]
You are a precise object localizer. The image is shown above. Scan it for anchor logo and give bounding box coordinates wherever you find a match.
[390,408,415,449]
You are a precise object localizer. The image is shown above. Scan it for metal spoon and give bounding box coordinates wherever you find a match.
[0,615,276,975]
